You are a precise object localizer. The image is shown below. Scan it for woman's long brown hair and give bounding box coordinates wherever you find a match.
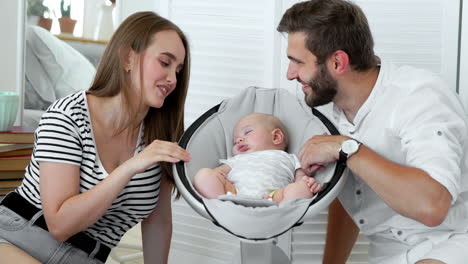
[88,11,190,195]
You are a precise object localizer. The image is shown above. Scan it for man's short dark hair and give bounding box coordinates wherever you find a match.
[277,0,378,71]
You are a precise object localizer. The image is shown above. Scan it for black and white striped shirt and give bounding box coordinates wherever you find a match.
[16,91,161,248]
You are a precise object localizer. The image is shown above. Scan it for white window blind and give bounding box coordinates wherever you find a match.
[168,0,280,126]
[460,1,468,114]
[358,0,460,90]
[280,0,460,91]
[165,1,282,263]
[279,1,461,264]
[156,0,462,263]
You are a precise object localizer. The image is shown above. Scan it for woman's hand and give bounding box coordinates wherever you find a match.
[126,140,191,174]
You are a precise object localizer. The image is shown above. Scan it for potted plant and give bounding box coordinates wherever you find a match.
[58,0,77,34]
[27,0,52,31]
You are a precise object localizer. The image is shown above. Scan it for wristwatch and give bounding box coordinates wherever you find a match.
[338,139,362,164]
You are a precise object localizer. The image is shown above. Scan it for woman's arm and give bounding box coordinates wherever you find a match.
[40,161,135,242]
[40,140,190,242]
[142,175,173,264]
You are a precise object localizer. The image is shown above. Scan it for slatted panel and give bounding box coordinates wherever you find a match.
[357,0,459,90]
[290,214,368,264]
[460,1,468,113]
[279,1,459,264]
[170,200,239,263]
[167,1,276,262]
[165,0,460,263]
[169,0,274,125]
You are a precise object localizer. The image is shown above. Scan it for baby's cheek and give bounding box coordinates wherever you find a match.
[232,146,238,155]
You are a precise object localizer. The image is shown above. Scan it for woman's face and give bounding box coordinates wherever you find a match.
[129,30,186,109]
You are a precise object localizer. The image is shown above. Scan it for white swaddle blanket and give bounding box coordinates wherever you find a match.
[220,150,300,198]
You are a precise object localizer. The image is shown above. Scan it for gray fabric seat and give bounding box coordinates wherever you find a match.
[174,87,347,240]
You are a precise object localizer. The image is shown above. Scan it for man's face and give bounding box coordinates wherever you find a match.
[286,32,338,107]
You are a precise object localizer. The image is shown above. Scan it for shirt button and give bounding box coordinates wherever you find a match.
[359,219,365,224]
[356,190,361,195]
[397,230,403,236]
[437,131,442,136]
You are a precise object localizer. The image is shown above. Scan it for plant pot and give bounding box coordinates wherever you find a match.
[59,17,77,34]
[0,92,19,132]
[37,17,53,31]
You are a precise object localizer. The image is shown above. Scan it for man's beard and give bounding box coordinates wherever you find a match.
[304,64,338,108]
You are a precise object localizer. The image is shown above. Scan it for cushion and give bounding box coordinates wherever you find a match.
[25,26,96,110]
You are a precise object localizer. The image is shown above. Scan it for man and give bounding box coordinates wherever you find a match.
[277,0,468,263]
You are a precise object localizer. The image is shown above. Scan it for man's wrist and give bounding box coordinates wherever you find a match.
[338,138,362,164]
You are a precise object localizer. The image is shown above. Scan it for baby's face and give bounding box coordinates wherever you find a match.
[232,115,277,155]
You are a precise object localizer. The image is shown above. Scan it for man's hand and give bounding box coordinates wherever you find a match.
[298,135,348,175]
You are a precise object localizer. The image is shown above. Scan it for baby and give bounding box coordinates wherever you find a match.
[193,113,321,204]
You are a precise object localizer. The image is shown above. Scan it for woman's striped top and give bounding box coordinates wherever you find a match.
[16,91,161,248]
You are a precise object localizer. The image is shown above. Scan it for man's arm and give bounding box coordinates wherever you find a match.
[347,144,451,226]
[299,135,452,227]
[323,199,359,264]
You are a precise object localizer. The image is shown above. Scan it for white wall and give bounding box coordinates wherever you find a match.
[115,0,156,26]
[0,0,25,124]
[82,0,103,39]
[460,1,468,114]
[161,1,464,264]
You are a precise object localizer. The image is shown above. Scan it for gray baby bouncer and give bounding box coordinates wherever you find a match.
[173,87,347,263]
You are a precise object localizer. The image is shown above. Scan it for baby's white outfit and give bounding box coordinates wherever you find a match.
[220,150,301,198]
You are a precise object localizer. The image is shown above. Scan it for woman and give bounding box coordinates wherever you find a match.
[0,11,191,263]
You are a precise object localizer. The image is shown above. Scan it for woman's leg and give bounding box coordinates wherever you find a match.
[0,243,41,264]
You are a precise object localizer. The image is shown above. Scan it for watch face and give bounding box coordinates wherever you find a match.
[342,139,359,154]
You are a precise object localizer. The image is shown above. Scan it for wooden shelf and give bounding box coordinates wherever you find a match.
[56,34,108,45]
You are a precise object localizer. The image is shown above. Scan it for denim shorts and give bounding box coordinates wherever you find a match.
[0,205,104,264]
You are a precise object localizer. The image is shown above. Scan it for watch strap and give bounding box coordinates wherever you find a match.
[338,149,348,164]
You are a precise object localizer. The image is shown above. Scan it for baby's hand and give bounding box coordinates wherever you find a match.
[302,176,321,194]
[222,178,237,195]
